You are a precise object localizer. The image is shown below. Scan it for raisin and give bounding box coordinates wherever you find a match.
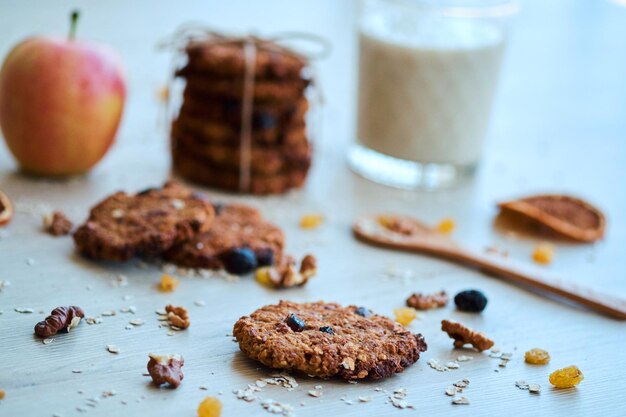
[532,243,554,265]
[549,366,583,388]
[319,326,335,335]
[354,307,372,317]
[256,248,274,267]
[222,248,257,275]
[159,274,180,292]
[285,314,305,332]
[436,218,456,234]
[525,348,550,365]
[197,396,222,417]
[254,112,277,129]
[393,307,417,326]
[454,290,488,312]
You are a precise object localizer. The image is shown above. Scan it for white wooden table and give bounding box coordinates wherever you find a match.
[1,1,625,416]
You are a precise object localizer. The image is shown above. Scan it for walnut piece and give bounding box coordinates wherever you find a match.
[441,319,494,352]
[165,305,190,329]
[262,254,317,288]
[43,211,73,236]
[406,291,448,310]
[147,353,184,388]
[34,306,84,338]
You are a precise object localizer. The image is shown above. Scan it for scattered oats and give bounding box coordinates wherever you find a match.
[0,280,10,291]
[170,199,185,210]
[42,338,54,345]
[129,318,144,326]
[374,387,383,392]
[457,355,473,362]
[445,386,457,396]
[166,331,175,336]
[453,379,470,388]
[102,390,117,398]
[15,307,34,314]
[515,380,529,390]
[358,396,372,403]
[125,324,133,330]
[314,385,323,390]
[388,388,413,409]
[72,369,82,374]
[155,308,167,315]
[445,361,460,369]
[260,399,294,416]
[120,306,136,314]
[501,352,513,360]
[26,258,36,266]
[427,358,449,372]
[262,373,299,390]
[101,310,116,317]
[194,300,206,307]
[86,397,99,405]
[255,380,268,388]
[106,344,120,354]
[308,390,322,398]
[199,385,208,391]
[111,209,124,218]
[344,400,354,405]
[234,386,259,402]
[76,406,87,413]
[111,274,128,287]
[528,384,541,394]
[452,396,470,405]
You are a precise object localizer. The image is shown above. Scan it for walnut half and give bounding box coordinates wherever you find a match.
[147,353,184,388]
[165,305,190,329]
[406,291,448,310]
[441,319,494,352]
[34,306,84,338]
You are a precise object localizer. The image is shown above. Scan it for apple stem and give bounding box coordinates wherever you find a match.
[69,10,80,41]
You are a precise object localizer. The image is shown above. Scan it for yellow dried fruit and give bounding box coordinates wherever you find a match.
[0,389,5,400]
[525,348,550,365]
[159,274,179,292]
[197,396,222,417]
[532,243,554,265]
[436,218,456,234]
[393,307,417,326]
[549,366,584,388]
[255,267,274,287]
[299,214,324,230]
[157,85,169,102]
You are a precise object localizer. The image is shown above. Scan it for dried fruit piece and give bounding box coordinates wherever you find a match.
[255,254,316,288]
[454,290,488,313]
[197,397,222,417]
[43,211,73,236]
[299,214,324,229]
[165,305,190,329]
[525,348,550,365]
[0,190,13,226]
[159,274,179,292]
[319,326,335,335]
[34,306,84,338]
[0,389,5,400]
[436,218,456,234]
[498,194,605,242]
[549,366,583,388]
[441,319,494,351]
[354,306,372,317]
[285,313,305,332]
[532,243,554,265]
[147,353,184,388]
[394,307,417,326]
[222,247,257,275]
[406,291,448,310]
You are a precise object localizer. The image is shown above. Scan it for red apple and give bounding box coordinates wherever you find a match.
[0,11,126,176]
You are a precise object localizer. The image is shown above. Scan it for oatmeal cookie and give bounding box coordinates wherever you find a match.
[73,181,214,261]
[164,204,284,269]
[183,76,309,102]
[233,300,427,380]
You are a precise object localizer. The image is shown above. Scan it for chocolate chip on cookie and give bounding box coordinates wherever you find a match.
[233,300,427,380]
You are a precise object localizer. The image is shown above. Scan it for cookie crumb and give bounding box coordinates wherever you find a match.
[452,396,469,405]
[43,211,73,236]
[441,319,494,351]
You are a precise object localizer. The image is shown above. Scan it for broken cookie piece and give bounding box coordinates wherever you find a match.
[44,211,73,236]
[406,291,448,310]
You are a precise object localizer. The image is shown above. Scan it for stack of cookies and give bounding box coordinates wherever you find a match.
[171,36,313,194]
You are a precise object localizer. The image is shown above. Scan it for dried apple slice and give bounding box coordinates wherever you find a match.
[0,190,13,226]
[497,194,605,242]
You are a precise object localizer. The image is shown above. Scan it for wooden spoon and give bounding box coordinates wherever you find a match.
[353,214,626,320]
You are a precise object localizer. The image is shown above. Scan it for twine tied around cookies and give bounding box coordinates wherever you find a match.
[161,25,330,192]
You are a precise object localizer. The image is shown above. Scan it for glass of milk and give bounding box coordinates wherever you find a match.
[349,0,518,189]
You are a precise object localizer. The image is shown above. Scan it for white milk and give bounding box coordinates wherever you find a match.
[357,13,505,165]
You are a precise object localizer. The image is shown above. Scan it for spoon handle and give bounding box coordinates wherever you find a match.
[455,249,626,320]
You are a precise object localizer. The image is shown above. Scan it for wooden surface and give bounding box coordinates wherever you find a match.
[1,1,626,416]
